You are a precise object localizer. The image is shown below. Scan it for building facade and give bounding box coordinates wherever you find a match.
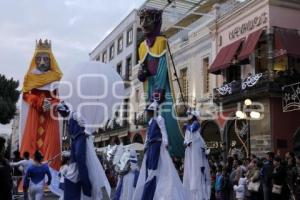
[209,0,300,158]
[89,9,145,147]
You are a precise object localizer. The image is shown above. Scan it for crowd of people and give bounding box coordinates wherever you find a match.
[209,151,300,200]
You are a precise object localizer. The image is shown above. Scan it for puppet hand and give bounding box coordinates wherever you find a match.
[42,98,51,112]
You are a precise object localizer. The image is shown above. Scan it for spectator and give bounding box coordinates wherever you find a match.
[261,151,274,200]
[246,159,262,200]
[0,136,13,200]
[286,156,297,200]
[215,166,228,200]
[233,171,247,200]
[271,156,288,200]
[295,155,300,199]
[11,151,32,200]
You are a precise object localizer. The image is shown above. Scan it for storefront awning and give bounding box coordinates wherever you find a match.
[238,28,264,61]
[209,38,244,74]
[275,28,300,58]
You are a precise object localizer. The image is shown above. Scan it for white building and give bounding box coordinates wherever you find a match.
[89,9,144,147]
[10,109,19,155]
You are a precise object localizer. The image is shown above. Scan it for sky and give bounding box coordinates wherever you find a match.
[0,0,145,134]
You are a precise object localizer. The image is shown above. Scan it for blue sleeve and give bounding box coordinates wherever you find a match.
[133,170,139,187]
[75,135,92,197]
[183,123,189,131]
[45,165,52,185]
[24,167,31,188]
[190,121,200,132]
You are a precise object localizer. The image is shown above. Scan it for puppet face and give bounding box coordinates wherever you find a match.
[35,52,51,72]
[139,9,162,37]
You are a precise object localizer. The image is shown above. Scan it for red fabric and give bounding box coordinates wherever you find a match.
[274,28,300,58]
[238,29,264,61]
[20,89,61,170]
[209,38,244,74]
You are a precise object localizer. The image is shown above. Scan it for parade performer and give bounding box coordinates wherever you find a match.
[133,101,190,200]
[137,8,184,157]
[58,61,125,200]
[19,39,62,173]
[114,149,139,200]
[183,110,211,200]
[24,150,52,200]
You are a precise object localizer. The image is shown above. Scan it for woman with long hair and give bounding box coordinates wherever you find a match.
[24,150,51,200]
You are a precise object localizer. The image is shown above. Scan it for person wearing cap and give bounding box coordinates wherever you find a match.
[24,150,52,200]
[114,149,140,200]
[133,101,190,200]
[183,110,211,200]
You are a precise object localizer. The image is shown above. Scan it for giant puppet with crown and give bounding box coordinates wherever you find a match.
[19,39,62,174]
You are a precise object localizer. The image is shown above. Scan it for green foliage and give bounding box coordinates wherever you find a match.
[0,74,20,124]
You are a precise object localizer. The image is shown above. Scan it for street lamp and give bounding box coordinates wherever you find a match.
[235,99,262,158]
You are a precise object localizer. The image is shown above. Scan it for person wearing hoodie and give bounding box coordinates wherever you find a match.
[233,171,247,200]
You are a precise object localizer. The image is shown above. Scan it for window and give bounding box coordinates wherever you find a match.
[135,89,139,103]
[102,51,107,63]
[117,62,122,76]
[180,68,188,102]
[122,99,129,125]
[255,40,268,73]
[125,55,132,80]
[109,44,115,60]
[95,54,100,61]
[117,36,123,54]
[127,27,133,46]
[202,57,210,93]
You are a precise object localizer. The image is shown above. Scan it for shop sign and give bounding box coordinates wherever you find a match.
[229,12,267,40]
[282,82,300,112]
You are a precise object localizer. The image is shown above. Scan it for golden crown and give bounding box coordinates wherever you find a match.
[35,39,51,50]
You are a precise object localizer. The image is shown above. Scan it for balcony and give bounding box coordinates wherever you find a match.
[96,122,130,138]
[213,71,300,105]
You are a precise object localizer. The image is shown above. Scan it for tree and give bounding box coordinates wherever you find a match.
[0,74,20,124]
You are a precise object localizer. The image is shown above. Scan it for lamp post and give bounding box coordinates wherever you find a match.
[235,99,261,158]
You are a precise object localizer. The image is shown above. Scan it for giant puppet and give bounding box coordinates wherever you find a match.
[57,61,124,199]
[137,8,184,157]
[20,39,62,171]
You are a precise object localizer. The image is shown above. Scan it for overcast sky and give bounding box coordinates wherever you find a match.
[0,0,145,134]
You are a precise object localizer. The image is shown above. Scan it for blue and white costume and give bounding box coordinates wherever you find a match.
[133,102,190,200]
[183,112,211,200]
[64,112,111,200]
[24,163,52,200]
[114,149,139,200]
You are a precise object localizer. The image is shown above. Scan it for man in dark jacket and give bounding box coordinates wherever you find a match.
[0,136,13,200]
[261,152,274,200]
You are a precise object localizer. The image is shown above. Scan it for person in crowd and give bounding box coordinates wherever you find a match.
[295,155,300,199]
[271,156,288,200]
[11,151,33,174]
[215,166,228,200]
[211,165,217,200]
[233,171,247,200]
[286,156,297,200]
[58,156,69,200]
[183,110,211,200]
[261,151,274,200]
[246,159,262,200]
[229,159,244,200]
[11,151,33,200]
[133,101,190,200]
[0,137,13,200]
[24,150,52,200]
